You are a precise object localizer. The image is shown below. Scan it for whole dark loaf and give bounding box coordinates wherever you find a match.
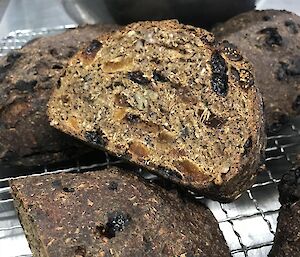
[212,10,300,132]
[0,25,117,168]
[268,168,300,257]
[48,20,265,202]
[10,167,231,257]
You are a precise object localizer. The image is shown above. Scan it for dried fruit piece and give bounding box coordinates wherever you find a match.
[128,141,149,158]
[285,20,299,34]
[62,186,75,193]
[177,86,198,104]
[103,57,134,73]
[276,62,289,81]
[158,130,175,143]
[211,52,227,74]
[128,71,151,85]
[210,52,228,96]
[243,137,253,155]
[262,15,272,21]
[14,80,37,92]
[107,181,118,191]
[85,130,108,147]
[114,93,130,107]
[211,74,228,96]
[276,58,300,81]
[125,113,140,124]
[175,160,210,182]
[153,70,169,82]
[103,211,131,238]
[258,27,283,47]
[85,39,102,56]
[204,114,225,128]
[52,63,64,70]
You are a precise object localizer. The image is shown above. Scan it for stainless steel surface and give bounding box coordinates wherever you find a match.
[62,0,114,25]
[62,0,256,28]
[257,0,300,15]
[0,28,300,257]
[0,0,76,39]
[0,0,9,23]
[60,0,300,30]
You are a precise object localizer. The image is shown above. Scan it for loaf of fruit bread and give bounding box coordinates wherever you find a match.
[212,10,300,132]
[268,168,300,257]
[48,20,265,202]
[0,25,117,168]
[10,167,231,257]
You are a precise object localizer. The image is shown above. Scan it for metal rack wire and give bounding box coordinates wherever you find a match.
[1,26,299,257]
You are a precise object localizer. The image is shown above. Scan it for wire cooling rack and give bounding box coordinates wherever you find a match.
[1,26,300,257]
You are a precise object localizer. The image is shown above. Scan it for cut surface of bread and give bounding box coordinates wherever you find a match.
[10,167,231,257]
[48,20,265,201]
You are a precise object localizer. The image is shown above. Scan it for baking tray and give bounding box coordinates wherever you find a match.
[1,26,300,257]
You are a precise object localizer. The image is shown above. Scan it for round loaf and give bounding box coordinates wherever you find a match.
[0,25,117,167]
[48,20,265,201]
[10,167,231,257]
[268,168,300,257]
[212,10,300,132]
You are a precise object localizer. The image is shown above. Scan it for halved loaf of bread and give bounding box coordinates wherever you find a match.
[48,20,265,201]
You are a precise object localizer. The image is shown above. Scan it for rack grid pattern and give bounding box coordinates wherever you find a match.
[1,27,299,257]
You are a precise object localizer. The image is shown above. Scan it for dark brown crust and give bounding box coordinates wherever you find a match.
[268,204,300,257]
[0,25,118,167]
[212,10,300,132]
[268,169,300,257]
[48,20,265,202]
[10,167,231,257]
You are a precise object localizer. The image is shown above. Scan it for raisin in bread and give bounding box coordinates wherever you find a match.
[0,25,117,168]
[48,20,265,202]
[268,168,300,257]
[212,10,300,132]
[10,167,231,257]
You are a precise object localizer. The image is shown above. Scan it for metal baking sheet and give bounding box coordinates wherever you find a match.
[0,26,300,257]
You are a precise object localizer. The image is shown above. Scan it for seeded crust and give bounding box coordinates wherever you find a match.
[48,20,265,202]
[268,168,300,257]
[212,10,300,132]
[10,167,231,257]
[0,25,118,167]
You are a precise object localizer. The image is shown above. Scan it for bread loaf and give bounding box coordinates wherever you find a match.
[10,167,231,257]
[212,10,300,132]
[268,168,300,257]
[48,20,265,202]
[0,25,116,167]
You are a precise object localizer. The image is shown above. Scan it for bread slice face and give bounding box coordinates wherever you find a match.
[48,20,265,202]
